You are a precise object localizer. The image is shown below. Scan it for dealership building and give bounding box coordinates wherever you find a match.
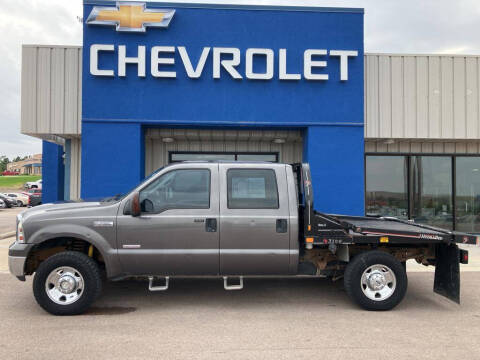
[20,1,480,232]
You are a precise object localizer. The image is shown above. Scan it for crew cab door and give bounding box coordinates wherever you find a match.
[219,163,291,275]
[116,163,219,276]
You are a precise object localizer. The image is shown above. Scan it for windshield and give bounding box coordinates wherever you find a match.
[100,166,165,202]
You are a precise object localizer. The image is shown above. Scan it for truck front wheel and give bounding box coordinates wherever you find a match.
[33,251,102,315]
[344,251,407,311]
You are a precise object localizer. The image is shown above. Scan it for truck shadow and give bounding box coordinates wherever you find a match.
[90,274,454,313]
[96,277,348,310]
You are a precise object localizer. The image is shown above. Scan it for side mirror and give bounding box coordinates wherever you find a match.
[131,192,141,217]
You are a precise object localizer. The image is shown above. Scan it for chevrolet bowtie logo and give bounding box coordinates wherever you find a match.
[86,2,175,32]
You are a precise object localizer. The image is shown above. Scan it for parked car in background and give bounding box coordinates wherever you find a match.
[0,194,15,208]
[24,189,42,198]
[1,170,19,176]
[25,189,42,195]
[25,179,42,189]
[3,192,29,207]
[27,192,42,207]
[21,189,42,207]
[0,199,5,208]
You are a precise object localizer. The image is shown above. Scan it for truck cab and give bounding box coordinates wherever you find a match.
[116,161,299,276]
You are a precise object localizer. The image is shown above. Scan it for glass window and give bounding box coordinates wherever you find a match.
[411,156,452,229]
[455,157,480,233]
[139,169,210,213]
[365,156,408,219]
[236,154,277,162]
[227,169,279,209]
[171,153,235,162]
[170,152,278,163]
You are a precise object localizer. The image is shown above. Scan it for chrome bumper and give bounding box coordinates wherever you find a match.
[8,255,27,278]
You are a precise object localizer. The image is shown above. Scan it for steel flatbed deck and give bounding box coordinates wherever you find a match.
[312,212,478,246]
[293,163,479,247]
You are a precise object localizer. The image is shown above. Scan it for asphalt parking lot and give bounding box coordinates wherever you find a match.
[0,206,23,237]
[0,273,480,359]
[0,208,479,359]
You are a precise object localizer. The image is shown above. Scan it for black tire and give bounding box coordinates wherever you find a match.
[17,200,23,207]
[344,251,408,311]
[33,251,102,315]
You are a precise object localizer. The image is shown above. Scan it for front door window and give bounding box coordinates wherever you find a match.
[139,169,210,213]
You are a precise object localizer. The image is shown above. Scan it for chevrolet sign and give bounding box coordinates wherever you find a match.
[90,45,358,81]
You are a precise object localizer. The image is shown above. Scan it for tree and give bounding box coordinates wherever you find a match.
[0,156,10,173]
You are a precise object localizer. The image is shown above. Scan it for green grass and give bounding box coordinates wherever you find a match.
[0,175,41,190]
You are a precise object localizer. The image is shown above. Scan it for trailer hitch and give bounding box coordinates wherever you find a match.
[434,244,460,304]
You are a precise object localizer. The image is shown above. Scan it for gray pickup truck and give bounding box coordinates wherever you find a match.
[9,161,477,315]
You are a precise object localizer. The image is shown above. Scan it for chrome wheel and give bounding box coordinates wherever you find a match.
[360,264,396,301]
[45,266,84,305]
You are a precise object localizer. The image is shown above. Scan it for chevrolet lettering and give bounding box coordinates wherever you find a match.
[90,45,358,80]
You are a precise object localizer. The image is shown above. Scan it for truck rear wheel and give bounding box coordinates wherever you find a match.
[33,251,102,315]
[344,250,407,311]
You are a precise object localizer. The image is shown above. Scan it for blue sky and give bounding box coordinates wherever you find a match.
[0,0,479,159]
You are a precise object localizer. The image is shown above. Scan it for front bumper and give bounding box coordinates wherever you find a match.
[8,242,34,281]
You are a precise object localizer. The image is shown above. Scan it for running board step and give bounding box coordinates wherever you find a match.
[223,276,243,290]
[148,276,169,291]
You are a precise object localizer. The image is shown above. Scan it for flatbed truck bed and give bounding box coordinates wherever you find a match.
[294,163,477,304]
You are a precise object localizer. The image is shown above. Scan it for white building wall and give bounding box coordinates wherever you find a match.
[70,138,82,199]
[21,45,82,137]
[365,54,480,141]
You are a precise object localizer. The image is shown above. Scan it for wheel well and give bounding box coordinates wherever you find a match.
[25,237,105,275]
[300,244,436,275]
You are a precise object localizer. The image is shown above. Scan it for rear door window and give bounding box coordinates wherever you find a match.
[227,169,279,209]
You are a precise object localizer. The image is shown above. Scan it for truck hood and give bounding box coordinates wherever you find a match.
[20,201,108,221]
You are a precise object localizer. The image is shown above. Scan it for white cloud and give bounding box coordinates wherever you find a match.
[0,0,479,159]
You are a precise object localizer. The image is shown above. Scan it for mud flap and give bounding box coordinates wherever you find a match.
[434,243,460,304]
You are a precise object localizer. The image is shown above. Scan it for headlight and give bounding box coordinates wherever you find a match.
[16,216,25,243]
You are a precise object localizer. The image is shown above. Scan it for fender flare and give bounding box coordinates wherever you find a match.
[27,223,122,278]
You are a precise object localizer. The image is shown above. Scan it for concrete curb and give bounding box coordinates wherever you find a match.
[0,231,15,240]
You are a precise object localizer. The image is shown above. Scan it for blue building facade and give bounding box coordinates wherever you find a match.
[74,1,364,214]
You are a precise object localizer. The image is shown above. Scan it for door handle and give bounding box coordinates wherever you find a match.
[276,219,288,233]
[205,218,217,232]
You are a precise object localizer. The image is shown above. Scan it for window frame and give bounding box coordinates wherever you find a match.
[364,152,480,232]
[365,155,409,219]
[169,151,279,163]
[410,155,453,230]
[138,168,212,214]
[226,168,280,210]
